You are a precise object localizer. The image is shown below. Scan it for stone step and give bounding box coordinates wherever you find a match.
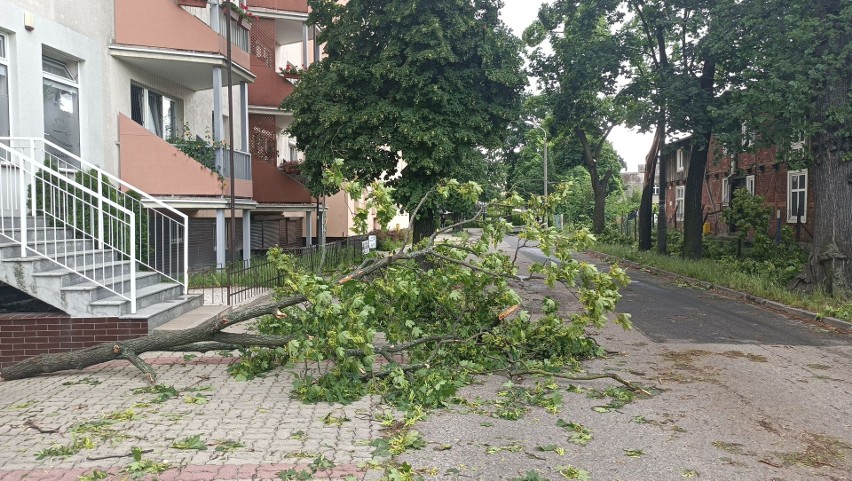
[123,294,205,333]
[60,271,163,302]
[89,282,185,316]
[0,239,95,260]
[2,249,121,274]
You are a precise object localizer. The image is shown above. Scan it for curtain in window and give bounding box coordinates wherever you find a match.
[131,84,145,126]
[164,98,177,140]
[43,78,80,155]
[147,90,164,138]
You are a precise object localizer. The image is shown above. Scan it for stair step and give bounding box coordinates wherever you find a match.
[122,294,204,332]
[2,249,121,273]
[61,271,163,301]
[0,217,52,229]
[31,259,134,286]
[2,227,76,242]
[0,239,95,258]
[153,304,231,332]
[90,282,184,314]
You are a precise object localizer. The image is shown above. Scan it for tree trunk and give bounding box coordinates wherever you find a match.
[592,179,607,235]
[0,298,306,381]
[797,14,852,297]
[638,124,663,251]
[682,58,716,259]
[412,210,438,243]
[682,134,710,259]
[656,127,668,255]
[805,153,852,298]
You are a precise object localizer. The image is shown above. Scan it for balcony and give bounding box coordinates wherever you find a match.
[247,16,313,107]
[215,147,253,180]
[112,0,254,91]
[118,115,252,199]
[246,0,309,14]
[247,113,312,204]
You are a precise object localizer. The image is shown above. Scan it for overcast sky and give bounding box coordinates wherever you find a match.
[499,0,653,172]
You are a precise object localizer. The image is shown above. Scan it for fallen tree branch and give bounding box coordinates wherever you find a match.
[516,369,653,396]
[123,351,157,384]
[86,449,154,461]
[23,418,59,434]
[0,246,418,382]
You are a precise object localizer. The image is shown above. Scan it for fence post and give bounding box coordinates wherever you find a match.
[97,171,105,249]
[18,151,27,258]
[129,216,137,314]
[29,139,37,218]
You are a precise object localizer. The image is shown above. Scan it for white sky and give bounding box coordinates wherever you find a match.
[500,0,653,172]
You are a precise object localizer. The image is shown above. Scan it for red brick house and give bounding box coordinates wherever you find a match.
[662,136,815,242]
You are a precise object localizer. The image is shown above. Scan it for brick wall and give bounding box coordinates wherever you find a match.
[0,314,148,368]
[663,139,815,242]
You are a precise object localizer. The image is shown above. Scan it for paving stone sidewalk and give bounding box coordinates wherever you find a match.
[0,353,381,481]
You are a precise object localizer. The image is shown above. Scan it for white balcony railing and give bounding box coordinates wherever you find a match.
[180,3,250,53]
[216,147,252,180]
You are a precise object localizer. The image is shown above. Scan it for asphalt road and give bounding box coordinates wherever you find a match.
[507,236,850,347]
[397,235,852,481]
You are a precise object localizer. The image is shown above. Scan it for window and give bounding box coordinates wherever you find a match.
[721,177,730,206]
[675,186,685,221]
[43,53,80,156]
[0,34,9,140]
[676,149,684,172]
[131,83,181,139]
[741,123,754,147]
[653,184,659,196]
[787,169,808,223]
[791,131,806,151]
[746,175,755,195]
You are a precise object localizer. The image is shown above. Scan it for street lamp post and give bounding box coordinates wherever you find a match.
[526,122,548,226]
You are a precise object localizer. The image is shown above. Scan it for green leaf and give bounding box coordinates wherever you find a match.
[171,434,207,450]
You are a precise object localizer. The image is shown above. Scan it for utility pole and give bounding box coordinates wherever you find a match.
[225,3,236,303]
[526,121,549,226]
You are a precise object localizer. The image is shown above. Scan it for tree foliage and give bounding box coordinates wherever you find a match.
[283,0,526,239]
[3,175,634,420]
[525,0,629,234]
[709,0,851,296]
[228,179,632,408]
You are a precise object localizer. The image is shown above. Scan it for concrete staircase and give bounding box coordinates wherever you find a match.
[0,218,201,330]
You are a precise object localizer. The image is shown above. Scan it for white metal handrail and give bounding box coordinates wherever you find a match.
[0,143,138,312]
[0,137,189,296]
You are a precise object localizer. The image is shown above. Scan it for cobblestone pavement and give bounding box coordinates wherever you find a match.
[0,353,382,481]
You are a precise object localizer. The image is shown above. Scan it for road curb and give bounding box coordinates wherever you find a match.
[587,250,852,331]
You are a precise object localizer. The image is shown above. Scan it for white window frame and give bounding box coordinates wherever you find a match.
[131,83,182,140]
[0,33,11,138]
[42,53,81,156]
[0,34,10,167]
[745,175,755,195]
[741,122,754,147]
[721,177,730,206]
[676,149,684,172]
[787,169,808,223]
[675,185,685,222]
[791,131,806,151]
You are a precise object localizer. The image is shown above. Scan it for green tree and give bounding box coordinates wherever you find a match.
[710,0,852,297]
[526,0,629,234]
[283,0,526,242]
[619,0,719,259]
[722,189,771,258]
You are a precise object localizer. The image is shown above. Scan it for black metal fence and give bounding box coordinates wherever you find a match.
[188,236,368,306]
